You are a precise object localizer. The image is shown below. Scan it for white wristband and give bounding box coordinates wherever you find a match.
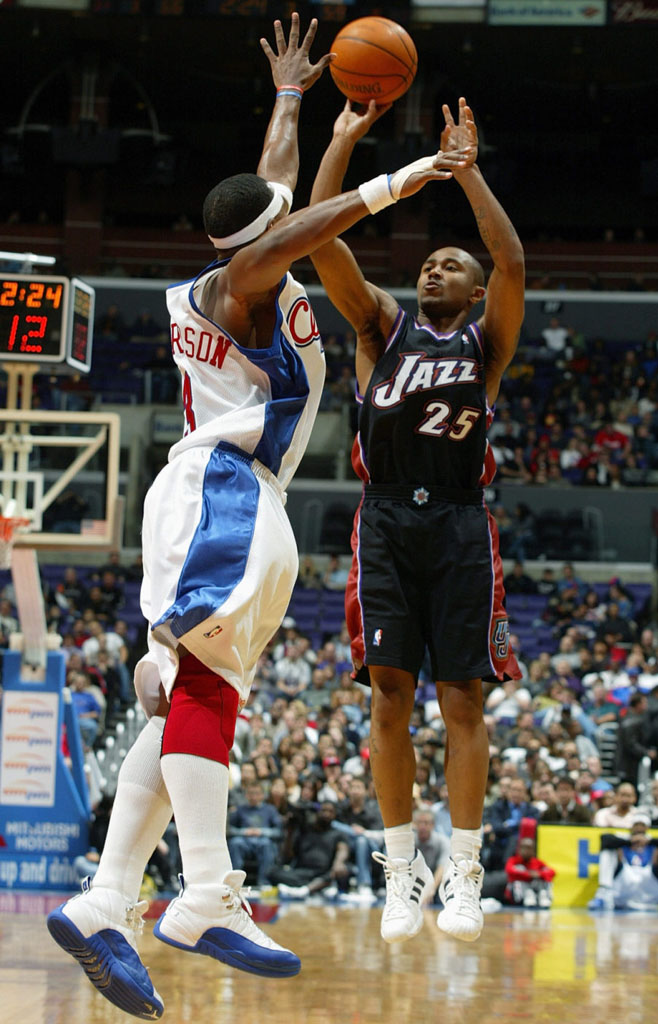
[358,174,395,215]
[389,155,438,199]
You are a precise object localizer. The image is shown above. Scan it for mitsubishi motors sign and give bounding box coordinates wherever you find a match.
[611,0,658,20]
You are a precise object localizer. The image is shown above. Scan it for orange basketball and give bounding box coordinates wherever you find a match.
[329,17,418,106]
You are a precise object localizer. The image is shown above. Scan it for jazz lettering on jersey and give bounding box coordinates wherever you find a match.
[371,352,479,409]
[171,323,231,368]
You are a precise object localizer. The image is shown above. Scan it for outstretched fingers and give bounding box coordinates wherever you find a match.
[299,16,318,53]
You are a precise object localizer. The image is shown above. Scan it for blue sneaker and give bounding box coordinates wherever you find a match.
[153,871,301,978]
[588,890,615,911]
[47,879,163,1020]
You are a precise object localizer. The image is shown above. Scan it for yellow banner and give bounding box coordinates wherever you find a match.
[537,824,658,908]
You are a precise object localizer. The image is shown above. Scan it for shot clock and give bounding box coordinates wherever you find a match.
[0,273,94,372]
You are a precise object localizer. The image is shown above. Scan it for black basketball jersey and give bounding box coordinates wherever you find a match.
[353,308,495,488]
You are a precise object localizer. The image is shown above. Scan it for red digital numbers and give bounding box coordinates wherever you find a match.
[6,314,47,353]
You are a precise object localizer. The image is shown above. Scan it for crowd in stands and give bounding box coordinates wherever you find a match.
[4,551,655,907]
[20,302,658,500]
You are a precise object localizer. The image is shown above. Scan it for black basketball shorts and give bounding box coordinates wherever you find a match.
[346,485,518,683]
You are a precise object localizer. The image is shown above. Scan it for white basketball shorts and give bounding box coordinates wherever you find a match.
[137,441,298,705]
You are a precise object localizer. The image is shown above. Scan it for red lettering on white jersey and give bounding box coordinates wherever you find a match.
[209,335,231,369]
[289,296,320,347]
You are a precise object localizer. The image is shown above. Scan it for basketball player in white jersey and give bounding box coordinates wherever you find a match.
[47,15,474,1019]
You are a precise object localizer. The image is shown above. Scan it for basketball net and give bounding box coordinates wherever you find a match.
[0,516,30,570]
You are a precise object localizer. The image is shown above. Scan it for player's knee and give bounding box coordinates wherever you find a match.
[161,653,239,766]
[441,680,484,731]
[371,676,415,726]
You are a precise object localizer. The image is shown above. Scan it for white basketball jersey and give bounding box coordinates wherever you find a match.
[165,259,325,489]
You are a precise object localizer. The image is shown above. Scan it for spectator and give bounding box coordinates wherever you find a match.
[615,693,657,785]
[483,778,540,871]
[503,561,537,596]
[68,670,103,748]
[536,567,558,598]
[431,781,453,839]
[0,598,18,647]
[273,641,312,699]
[272,801,351,898]
[505,835,555,908]
[592,782,639,828]
[413,807,450,899]
[228,782,283,888]
[303,667,335,712]
[317,755,343,803]
[540,775,592,825]
[298,555,322,589]
[322,554,349,591]
[585,682,622,730]
[73,793,115,882]
[541,317,569,358]
[588,813,658,911]
[55,567,88,614]
[335,776,384,898]
[596,603,635,647]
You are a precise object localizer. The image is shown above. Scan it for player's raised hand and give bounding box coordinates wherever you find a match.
[389,145,475,201]
[441,97,478,169]
[332,99,393,144]
[261,13,334,92]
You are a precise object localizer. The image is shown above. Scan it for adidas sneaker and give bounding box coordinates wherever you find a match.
[371,850,435,943]
[437,857,484,942]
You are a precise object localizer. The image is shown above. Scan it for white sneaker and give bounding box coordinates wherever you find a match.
[372,850,435,943]
[153,871,300,978]
[47,879,163,1019]
[437,857,484,943]
[523,887,538,908]
[538,887,552,909]
[588,888,615,911]
[277,883,311,900]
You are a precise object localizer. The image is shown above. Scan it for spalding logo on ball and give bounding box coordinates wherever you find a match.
[330,17,418,105]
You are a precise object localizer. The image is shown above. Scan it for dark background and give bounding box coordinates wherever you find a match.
[1,4,657,244]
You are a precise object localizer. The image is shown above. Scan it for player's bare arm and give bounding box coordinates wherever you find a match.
[227,139,471,306]
[257,14,334,193]
[442,98,525,405]
[308,101,470,392]
[309,101,398,388]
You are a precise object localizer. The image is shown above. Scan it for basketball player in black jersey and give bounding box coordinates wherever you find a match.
[309,97,525,944]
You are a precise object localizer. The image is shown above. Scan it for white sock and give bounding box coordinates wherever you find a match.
[93,716,173,903]
[160,753,232,887]
[384,823,415,862]
[450,827,483,864]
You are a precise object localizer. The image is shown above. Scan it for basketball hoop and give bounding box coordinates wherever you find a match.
[0,516,30,569]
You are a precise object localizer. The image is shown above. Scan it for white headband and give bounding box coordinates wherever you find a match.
[208,181,293,250]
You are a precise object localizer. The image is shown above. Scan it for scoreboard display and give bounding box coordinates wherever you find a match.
[0,274,94,372]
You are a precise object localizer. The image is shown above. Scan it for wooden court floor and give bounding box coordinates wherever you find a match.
[1,893,658,1024]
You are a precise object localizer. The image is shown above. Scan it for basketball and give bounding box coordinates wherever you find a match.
[329,17,418,106]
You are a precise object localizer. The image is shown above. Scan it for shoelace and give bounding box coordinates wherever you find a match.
[176,873,254,919]
[125,900,149,935]
[221,884,253,918]
[444,860,482,921]
[372,852,415,917]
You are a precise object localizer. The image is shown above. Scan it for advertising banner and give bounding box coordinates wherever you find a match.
[538,824,658,907]
[488,0,607,25]
[0,652,89,890]
[611,0,658,22]
[0,691,58,807]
